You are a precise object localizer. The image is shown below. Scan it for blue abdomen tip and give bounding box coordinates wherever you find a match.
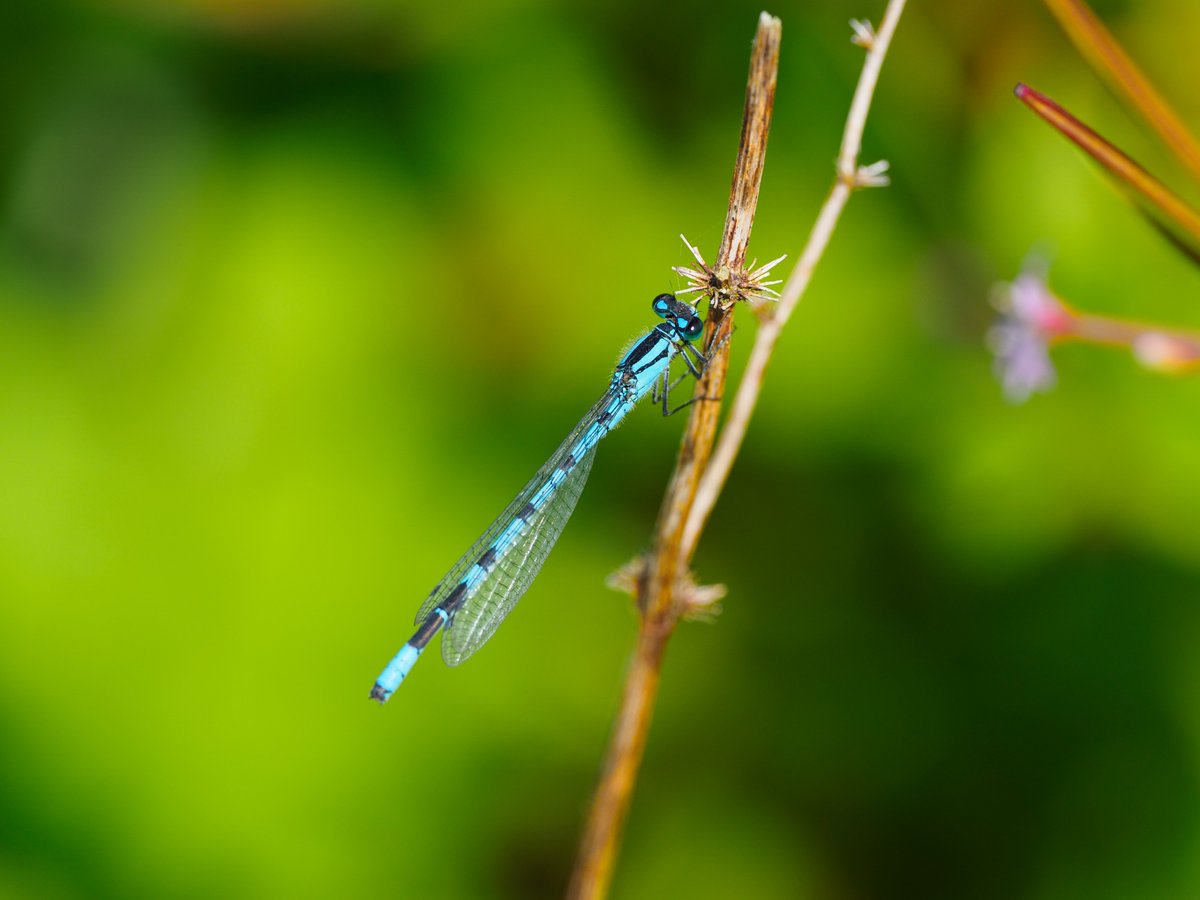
[371,644,422,703]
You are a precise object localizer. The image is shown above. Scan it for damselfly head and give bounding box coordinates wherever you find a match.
[651,293,704,342]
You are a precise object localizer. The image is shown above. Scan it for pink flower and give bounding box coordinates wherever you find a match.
[988,265,1073,403]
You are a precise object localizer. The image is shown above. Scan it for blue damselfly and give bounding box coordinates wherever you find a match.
[371,294,707,702]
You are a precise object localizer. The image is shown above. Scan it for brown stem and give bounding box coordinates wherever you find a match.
[564,624,667,899]
[1042,0,1200,185]
[1070,310,1200,354]
[565,13,781,900]
[685,0,907,557]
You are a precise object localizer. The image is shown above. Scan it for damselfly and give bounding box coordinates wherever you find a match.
[370,293,708,702]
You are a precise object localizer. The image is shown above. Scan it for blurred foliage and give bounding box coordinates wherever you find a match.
[2,1,1200,898]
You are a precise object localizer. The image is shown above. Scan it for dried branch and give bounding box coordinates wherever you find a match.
[567,3,906,897]
[566,16,780,900]
[1042,0,1200,185]
[684,0,905,557]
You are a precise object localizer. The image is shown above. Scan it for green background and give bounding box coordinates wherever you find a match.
[3,0,1200,897]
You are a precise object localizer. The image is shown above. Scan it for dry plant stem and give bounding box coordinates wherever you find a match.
[683,0,907,558]
[718,13,783,272]
[1069,311,1200,351]
[565,14,781,900]
[1042,0,1200,184]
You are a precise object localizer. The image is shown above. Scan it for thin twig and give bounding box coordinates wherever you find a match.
[566,14,781,900]
[683,0,906,558]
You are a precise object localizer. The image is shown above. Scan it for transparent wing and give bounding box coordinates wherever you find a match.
[441,446,595,666]
[413,390,614,633]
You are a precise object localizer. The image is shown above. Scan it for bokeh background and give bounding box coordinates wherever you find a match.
[3,0,1200,897]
